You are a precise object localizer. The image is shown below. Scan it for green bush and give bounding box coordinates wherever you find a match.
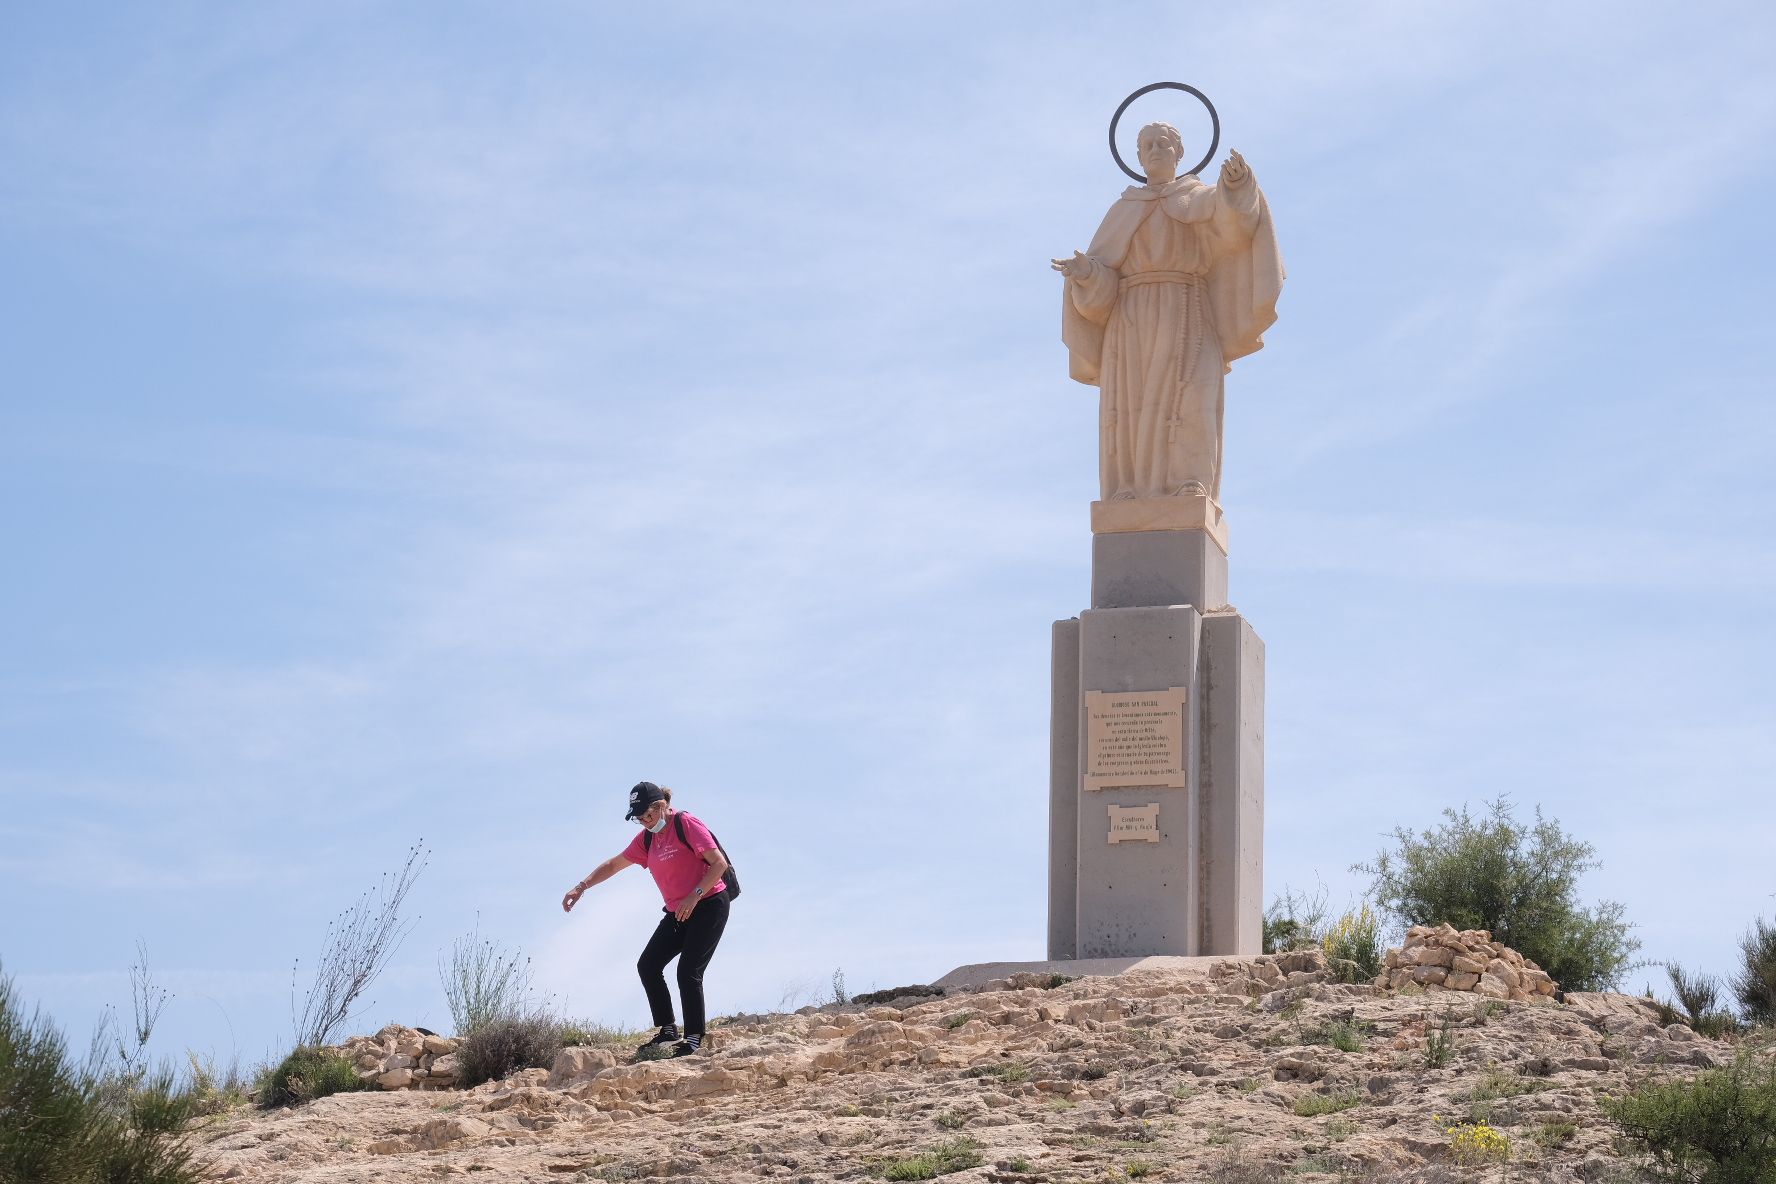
[1668,962,1722,1021]
[454,1015,565,1087]
[1664,963,1740,1039]
[1,970,101,1183]
[851,984,946,1006]
[557,1021,647,1049]
[1732,918,1776,1027]
[1304,1017,1369,1053]
[1354,798,1640,991]
[1424,1011,1457,1069]
[179,1053,252,1117]
[877,1137,983,1180]
[256,1047,376,1108]
[0,965,203,1184]
[1206,1158,1285,1184]
[1292,1090,1361,1117]
[1263,884,1330,954]
[1696,1012,1742,1041]
[1323,904,1384,981]
[1604,1053,1776,1182]
[94,1065,201,1183]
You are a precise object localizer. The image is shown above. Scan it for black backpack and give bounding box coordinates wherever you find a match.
[643,812,741,902]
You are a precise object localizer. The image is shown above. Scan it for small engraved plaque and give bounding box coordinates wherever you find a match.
[1108,803,1161,843]
[1084,687,1188,790]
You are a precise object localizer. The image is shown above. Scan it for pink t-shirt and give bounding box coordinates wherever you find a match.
[622,811,727,907]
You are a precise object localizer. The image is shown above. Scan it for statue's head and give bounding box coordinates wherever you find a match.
[1137,122,1184,183]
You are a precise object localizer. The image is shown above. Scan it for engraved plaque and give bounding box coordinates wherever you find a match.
[1084,687,1188,790]
[1108,803,1161,843]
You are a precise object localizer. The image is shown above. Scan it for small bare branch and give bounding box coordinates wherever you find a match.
[292,840,429,1048]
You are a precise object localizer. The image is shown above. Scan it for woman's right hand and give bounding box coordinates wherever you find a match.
[562,886,584,913]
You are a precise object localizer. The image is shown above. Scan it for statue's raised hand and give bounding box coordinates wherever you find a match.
[1050,250,1090,279]
[1219,149,1250,186]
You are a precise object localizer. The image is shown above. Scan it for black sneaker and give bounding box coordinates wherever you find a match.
[637,1026,678,1056]
[670,1036,702,1058]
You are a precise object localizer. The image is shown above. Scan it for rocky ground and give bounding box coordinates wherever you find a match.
[193,950,1739,1183]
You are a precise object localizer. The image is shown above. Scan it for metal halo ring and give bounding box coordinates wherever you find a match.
[1108,81,1220,184]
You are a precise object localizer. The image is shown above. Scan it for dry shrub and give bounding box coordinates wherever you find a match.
[454,1015,566,1088]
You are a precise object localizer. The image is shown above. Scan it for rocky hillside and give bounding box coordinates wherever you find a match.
[195,950,1734,1183]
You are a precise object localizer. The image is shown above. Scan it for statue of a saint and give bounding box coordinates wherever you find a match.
[1053,122,1283,504]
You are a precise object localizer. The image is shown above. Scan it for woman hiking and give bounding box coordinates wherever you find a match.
[562,781,731,1057]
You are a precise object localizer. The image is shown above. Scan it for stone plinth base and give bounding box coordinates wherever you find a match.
[1092,495,1228,551]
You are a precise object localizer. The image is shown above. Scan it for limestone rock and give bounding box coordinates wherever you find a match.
[1487,960,1522,988]
[1562,992,1666,1030]
[1475,973,1511,999]
[416,1115,490,1149]
[675,1067,753,1100]
[549,1046,618,1087]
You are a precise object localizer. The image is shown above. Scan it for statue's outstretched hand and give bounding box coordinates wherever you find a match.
[1219,149,1251,186]
[1050,250,1090,279]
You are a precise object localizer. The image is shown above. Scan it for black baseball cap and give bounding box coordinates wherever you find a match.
[625,781,667,821]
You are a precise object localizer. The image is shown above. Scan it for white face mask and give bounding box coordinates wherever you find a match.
[646,812,669,834]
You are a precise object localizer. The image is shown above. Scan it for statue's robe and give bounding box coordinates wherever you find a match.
[1062,171,1283,501]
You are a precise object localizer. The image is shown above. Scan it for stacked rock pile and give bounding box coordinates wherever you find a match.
[1374,924,1558,1001]
[337,1024,461,1090]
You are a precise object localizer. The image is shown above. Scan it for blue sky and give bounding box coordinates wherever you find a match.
[4,2,1773,1070]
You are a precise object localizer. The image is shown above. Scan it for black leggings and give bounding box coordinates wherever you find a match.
[636,894,729,1036]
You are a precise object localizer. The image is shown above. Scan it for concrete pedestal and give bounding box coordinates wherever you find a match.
[1091,531,1227,612]
[1048,500,1263,960]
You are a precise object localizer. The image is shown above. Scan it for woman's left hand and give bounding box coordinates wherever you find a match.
[673,894,700,922]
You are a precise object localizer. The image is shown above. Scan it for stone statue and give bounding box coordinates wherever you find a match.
[1053,122,1283,504]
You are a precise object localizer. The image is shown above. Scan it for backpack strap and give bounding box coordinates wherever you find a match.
[677,813,731,871]
[645,813,732,888]
[642,812,704,856]
[640,812,678,854]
